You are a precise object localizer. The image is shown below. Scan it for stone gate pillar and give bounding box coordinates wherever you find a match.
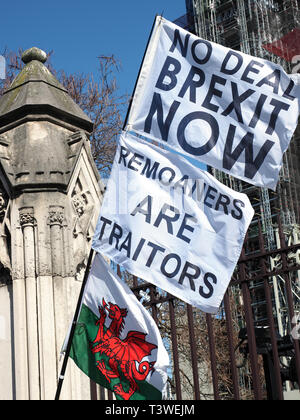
[0,47,104,399]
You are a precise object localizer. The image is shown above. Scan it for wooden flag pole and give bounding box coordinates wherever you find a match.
[54,248,94,400]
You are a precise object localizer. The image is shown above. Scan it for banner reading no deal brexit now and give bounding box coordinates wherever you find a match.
[92,132,254,313]
[127,16,300,191]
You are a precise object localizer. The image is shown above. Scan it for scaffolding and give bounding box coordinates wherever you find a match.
[185,0,300,370]
[186,0,300,235]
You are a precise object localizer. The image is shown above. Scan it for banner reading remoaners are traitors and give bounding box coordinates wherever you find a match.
[92,132,254,313]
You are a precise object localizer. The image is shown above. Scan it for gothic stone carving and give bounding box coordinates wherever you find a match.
[71,178,94,240]
[48,206,64,226]
[19,207,35,227]
[71,176,95,279]
[0,187,11,282]
[0,190,6,223]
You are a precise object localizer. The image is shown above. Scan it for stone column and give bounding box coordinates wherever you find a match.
[49,206,66,362]
[19,207,40,399]
[35,204,57,400]
[11,204,28,400]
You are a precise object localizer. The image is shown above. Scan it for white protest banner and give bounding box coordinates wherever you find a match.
[126,16,300,191]
[92,132,254,313]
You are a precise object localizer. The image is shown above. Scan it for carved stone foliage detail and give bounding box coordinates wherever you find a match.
[73,195,86,218]
[0,190,7,223]
[48,206,64,226]
[19,208,35,227]
[0,185,11,283]
[71,174,96,280]
[71,177,94,240]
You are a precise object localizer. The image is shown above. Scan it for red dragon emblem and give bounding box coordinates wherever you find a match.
[90,298,157,400]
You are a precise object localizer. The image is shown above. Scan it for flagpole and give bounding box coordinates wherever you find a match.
[122,14,160,131]
[54,247,94,400]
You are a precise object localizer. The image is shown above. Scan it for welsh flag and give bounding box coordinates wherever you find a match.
[69,253,169,400]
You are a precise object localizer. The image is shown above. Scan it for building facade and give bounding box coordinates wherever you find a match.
[0,47,104,399]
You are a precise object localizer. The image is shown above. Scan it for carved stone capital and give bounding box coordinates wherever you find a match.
[48,206,64,226]
[19,207,35,227]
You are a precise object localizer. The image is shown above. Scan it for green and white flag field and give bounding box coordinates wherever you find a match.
[69,252,169,400]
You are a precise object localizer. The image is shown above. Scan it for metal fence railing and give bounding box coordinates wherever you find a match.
[92,215,300,400]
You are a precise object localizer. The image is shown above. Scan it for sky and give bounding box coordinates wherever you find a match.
[0,1,206,170]
[0,0,186,98]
